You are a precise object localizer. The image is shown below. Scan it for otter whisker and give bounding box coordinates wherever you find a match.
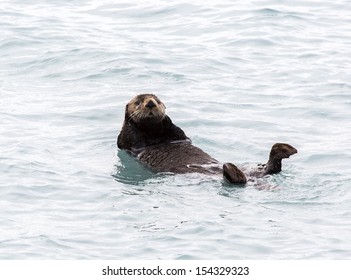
[128,109,141,121]
[118,93,298,186]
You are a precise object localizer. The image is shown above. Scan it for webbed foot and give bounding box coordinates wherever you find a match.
[223,163,247,184]
[264,143,297,175]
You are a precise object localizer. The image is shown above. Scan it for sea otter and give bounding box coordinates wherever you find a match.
[117,94,297,184]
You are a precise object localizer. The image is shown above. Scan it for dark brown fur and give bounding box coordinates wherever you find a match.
[117,94,297,184]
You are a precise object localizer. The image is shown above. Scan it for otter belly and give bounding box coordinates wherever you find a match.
[136,142,221,174]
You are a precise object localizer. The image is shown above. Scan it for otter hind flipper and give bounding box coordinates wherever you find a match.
[223,163,247,185]
[264,143,297,175]
[270,143,297,159]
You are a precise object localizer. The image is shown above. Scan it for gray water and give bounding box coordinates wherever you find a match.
[1,0,351,259]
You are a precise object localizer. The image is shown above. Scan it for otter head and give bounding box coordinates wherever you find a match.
[126,94,166,124]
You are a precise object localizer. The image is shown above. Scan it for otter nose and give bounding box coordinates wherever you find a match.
[145,100,156,109]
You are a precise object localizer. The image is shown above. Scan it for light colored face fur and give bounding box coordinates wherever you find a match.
[127,94,166,123]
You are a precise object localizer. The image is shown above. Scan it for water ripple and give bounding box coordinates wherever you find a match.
[1,0,351,260]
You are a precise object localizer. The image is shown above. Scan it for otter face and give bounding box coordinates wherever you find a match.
[126,94,166,123]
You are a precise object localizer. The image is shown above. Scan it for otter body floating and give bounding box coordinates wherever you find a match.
[117,94,297,185]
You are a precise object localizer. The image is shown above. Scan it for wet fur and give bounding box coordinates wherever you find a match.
[117,94,188,151]
[117,94,297,185]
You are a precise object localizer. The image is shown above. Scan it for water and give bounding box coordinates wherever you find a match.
[1,0,351,259]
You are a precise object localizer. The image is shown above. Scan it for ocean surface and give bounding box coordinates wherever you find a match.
[1,0,351,259]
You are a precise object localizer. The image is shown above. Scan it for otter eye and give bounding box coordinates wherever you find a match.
[135,100,141,106]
